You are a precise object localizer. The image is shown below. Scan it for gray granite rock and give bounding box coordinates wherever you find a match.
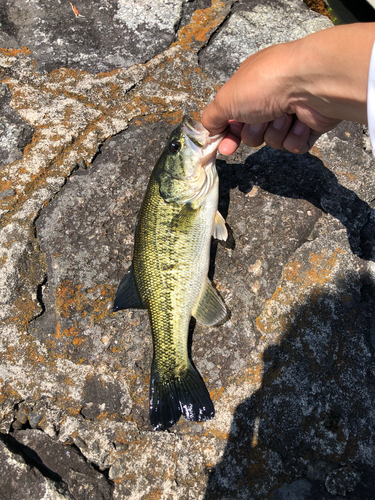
[0,0,209,74]
[200,0,332,83]
[1,0,375,499]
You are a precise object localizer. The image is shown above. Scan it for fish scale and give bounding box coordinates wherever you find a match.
[135,172,208,376]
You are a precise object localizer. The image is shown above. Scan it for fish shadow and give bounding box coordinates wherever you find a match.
[204,271,375,499]
[213,146,375,263]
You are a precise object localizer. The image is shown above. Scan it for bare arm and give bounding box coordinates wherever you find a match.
[201,23,375,155]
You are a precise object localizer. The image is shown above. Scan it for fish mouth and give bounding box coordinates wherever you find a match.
[176,116,226,203]
[181,116,227,156]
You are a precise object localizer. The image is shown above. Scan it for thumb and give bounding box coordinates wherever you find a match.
[201,100,230,135]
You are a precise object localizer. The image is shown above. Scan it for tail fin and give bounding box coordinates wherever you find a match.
[149,362,215,431]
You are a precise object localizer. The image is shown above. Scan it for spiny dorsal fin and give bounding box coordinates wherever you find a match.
[113,266,146,311]
[193,279,228,326]
[213,210,228,241]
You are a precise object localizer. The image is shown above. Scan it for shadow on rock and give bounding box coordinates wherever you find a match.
[204,269,375,500]
[216,146,375,261]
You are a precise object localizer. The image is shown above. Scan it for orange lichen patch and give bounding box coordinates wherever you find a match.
[112,435,177,484]
[0,148,97,229]
[112,426,140,445]
[174,0,227,50]
[310,145,322,158]
[9,293,40,329]
[96,411,110,420]
[48,66,87,82]
[231,363,263,386]
[141,490,163,500]
[202,426,229,441]
[0,47,32,57]
[344,172,356,182]
[279,248,344,291]
[63,325,86,347]
[55,281,84,318]
[0,332,47,371]
[309,247,345,266]
[256,247,346,335]
[303,0,336,21]
[55,398,81,416]
[210,386,224,401]
[0,381,22,405]
[0,31,213,227]
[54,279,114,323]
[63,375,77,386]
[190,109,202,122]
[0,178,14,196]
[133,109,185,128]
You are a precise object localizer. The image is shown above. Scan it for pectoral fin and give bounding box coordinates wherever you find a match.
[113,266,145,311]
[171,203,199,229]
[193,279,228,326]
[212,211,228,241]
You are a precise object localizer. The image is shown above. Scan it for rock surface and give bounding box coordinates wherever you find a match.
[1,0,375,499]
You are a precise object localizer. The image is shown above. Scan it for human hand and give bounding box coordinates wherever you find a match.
[202,24,372,155]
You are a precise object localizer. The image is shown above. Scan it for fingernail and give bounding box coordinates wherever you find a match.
[293,121,308,136]
[249,123,265,133]
[273,115,287,130]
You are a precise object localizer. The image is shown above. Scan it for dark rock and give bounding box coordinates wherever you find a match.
[0,84,34,168]
[0,188,16,199]
[81,374,132,420]
[15,402,29,425]
[12,429,113,500]
[325,467,361,497]
[28,411,45,429]
[0,435,73,499]
[270,479,312,500]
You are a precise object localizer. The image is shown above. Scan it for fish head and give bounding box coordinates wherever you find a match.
[157,116,227,204]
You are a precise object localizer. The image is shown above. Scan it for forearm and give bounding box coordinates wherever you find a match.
[288,23,375,125]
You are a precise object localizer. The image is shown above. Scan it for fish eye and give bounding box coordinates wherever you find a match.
[169,140,181,154]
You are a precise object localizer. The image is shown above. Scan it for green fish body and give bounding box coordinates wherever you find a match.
[114,117,228,430]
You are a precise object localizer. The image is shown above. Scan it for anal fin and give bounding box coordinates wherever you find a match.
[193,279,228,326]
[212,211,228,241]
[113,265,145,312]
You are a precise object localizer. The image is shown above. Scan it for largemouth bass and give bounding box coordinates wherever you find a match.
[113,116,228,430]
